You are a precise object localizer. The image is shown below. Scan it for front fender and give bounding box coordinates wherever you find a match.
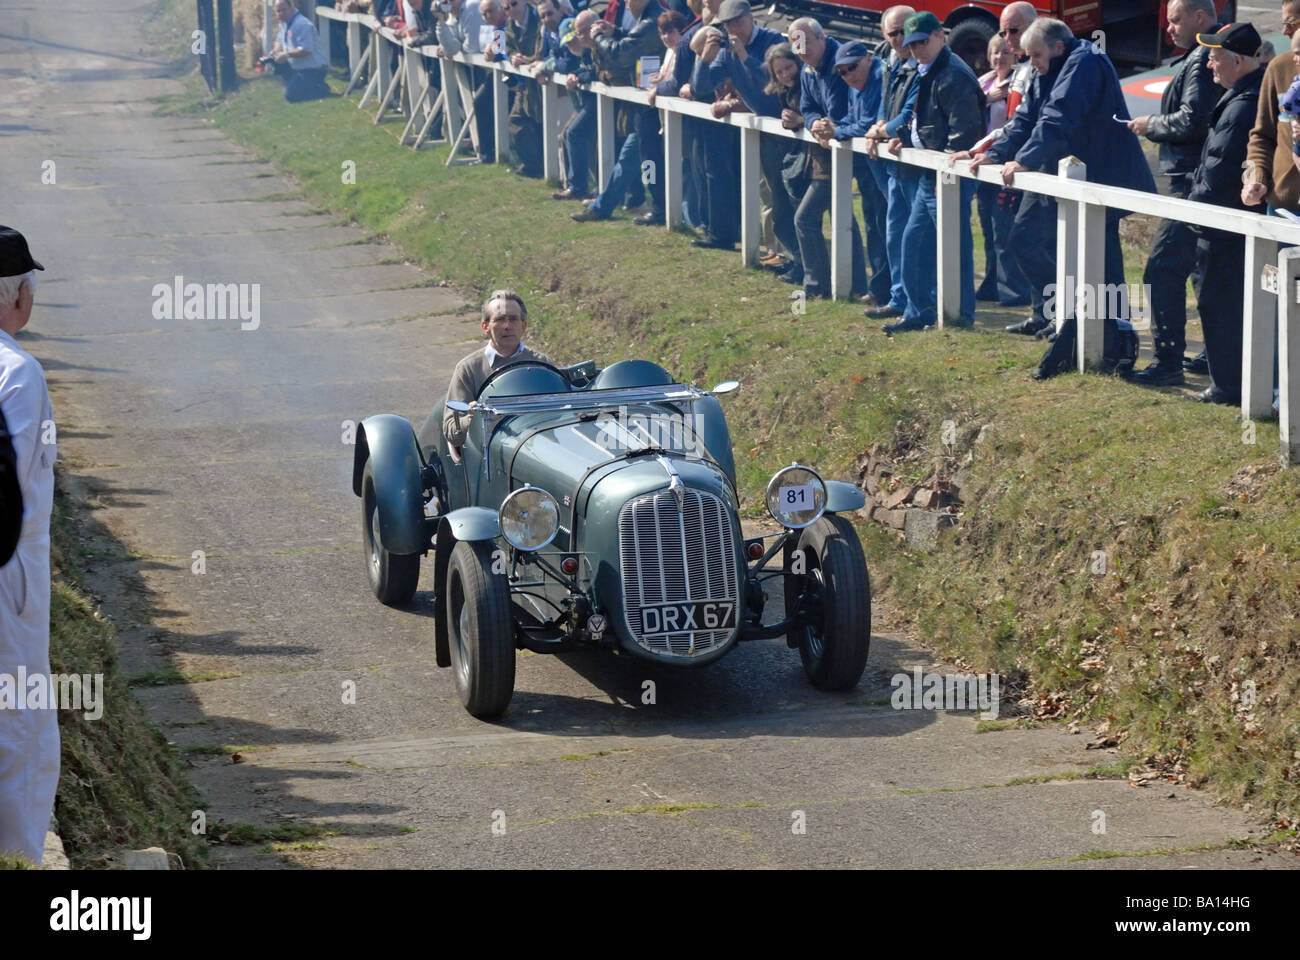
[355,414,426,556]
[431,507,501,669]
[825,479,866,513]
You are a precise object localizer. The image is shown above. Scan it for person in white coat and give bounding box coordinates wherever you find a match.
[0,226,58,866]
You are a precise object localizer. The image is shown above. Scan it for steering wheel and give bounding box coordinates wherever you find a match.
[475,359,569,400]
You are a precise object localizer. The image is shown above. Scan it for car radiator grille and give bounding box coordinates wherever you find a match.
[618,489,740,657]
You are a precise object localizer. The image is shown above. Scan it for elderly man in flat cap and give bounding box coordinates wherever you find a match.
[0,225,59,866]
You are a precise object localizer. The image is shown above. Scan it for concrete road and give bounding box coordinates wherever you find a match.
[0,1,1287,869]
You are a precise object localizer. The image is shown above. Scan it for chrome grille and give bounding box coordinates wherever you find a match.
[618,489,740,657]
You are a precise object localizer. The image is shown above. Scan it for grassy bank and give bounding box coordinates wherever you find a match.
[148,3,1299,830]
[0,472,208,869]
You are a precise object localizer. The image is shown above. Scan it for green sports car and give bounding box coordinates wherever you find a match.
[351,358,871,718]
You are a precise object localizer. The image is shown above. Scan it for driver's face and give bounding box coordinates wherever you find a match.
[483,299,525,354]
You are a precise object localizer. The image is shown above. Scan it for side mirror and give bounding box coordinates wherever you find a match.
[446,399,473,412]
[711,381,740,395]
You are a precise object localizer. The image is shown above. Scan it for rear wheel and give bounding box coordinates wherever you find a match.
[948,18,996,75]
[446,539,516,718]
[362,460,421,606]
[785,514,871,691]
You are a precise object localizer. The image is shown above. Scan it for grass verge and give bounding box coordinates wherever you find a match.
[32,469,208,869]
[147,0,1300,826]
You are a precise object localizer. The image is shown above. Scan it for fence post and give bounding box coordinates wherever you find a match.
[541,80,561,185]
[1279,247,1300,463]
[375,30,394,115]
[1053,158,1083,343]
[740,126,762,267]
[347,19,362,76]
[663,109,683,230]
[935,166,959,328]
[1243,235,1278,422]
[442,56,464,148]
[597,93,615,188]
[262,0,274,62]
[1074,168,1105,370]
[492,68,511,164]
[830,139,853,300]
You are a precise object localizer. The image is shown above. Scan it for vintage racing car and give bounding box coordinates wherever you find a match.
[351,358,872,717]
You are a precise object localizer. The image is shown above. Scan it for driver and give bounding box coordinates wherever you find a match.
[443,289,552,447]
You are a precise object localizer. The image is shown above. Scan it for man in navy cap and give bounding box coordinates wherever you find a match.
[883,11,984,332]
[0,226,59,866]
[1185,22,1267,404]
[811,40,892,307]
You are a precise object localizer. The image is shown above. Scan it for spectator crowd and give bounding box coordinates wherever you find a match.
[322,0,1296,402]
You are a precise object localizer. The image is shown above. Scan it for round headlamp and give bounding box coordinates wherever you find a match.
[499,485,560,551]
[765,463,827,529]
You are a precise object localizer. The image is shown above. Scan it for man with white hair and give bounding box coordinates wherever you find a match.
[0,226,59,866]
[959,17,1155,378]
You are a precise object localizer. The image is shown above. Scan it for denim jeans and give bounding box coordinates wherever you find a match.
[976,183,1031,304]
[858,156,891,304]
[589,129,645,218]
[635,104,666,218]
[274,63,329,103]
[901,173,976,326]
[884,170,918,312]
[760,132,800,262]
[696,124,740,243]
[562,99,596,195]
[794,178,867,298]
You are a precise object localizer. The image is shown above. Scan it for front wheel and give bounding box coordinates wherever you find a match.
[362,460,421,606]
[446,539,516,718]
[785,514,871,691]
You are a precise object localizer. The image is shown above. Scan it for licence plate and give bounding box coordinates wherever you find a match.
[639,600,736,636]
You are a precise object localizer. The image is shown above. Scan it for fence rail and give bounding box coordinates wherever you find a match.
[312,6,1300,464]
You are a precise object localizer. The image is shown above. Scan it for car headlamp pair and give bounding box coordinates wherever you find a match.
[765,463,827,529]
[499,485,560,551]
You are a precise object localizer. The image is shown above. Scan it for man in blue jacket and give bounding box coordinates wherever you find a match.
[791,17,867,300]
[813,40,891,307]
[864,4,918,320]
[963,17,1156,378]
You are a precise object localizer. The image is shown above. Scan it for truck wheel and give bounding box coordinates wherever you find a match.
[446,539,516,718]
[787,514,871,691]
[362,460,421,606]
[948,19,996,75]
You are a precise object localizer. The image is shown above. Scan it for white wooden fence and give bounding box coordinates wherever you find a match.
[313,6,1300,464]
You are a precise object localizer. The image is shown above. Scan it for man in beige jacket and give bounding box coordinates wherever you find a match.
[443,290,550,448]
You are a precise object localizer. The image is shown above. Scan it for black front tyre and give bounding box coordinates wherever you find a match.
[446,539,516,718]
[362,460,421,606]
[786,514,871,691]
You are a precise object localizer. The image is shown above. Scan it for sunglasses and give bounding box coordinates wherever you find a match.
[998,26,1020,37]
[886,29,904,38]
[836,61,861,74]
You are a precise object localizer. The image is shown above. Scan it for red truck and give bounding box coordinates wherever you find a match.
[780,0,1238,72]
